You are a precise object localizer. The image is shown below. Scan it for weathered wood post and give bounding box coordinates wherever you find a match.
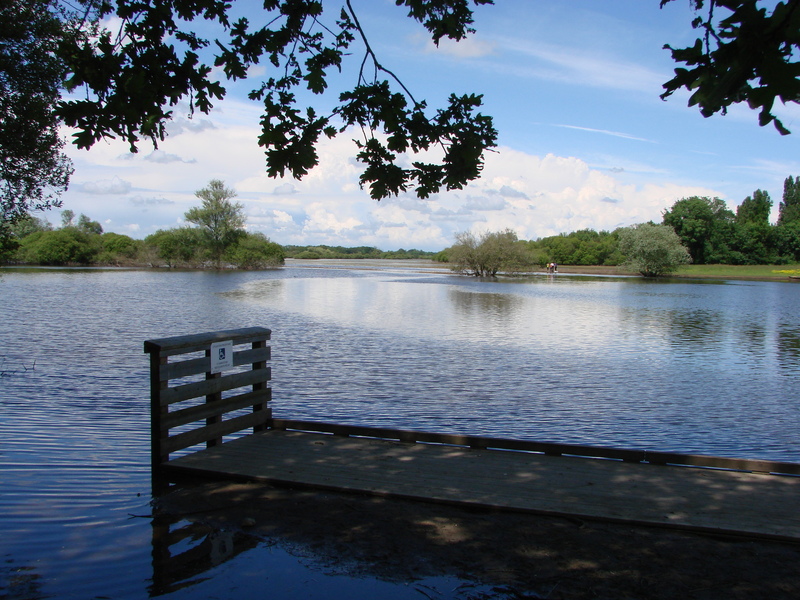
[144,327,272,484]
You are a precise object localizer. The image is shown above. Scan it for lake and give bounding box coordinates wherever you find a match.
[1,261,799,598]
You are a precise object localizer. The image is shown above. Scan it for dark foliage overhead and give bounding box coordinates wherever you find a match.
[660,0,800,134]
[56,0,498,200]
[0,0,73,223]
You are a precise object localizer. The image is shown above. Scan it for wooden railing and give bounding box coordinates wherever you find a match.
[144,327,800,479]
[144,327,271,469]
[269,419,800,476]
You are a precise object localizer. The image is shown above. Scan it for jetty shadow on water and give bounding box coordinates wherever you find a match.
[151,477,800,600]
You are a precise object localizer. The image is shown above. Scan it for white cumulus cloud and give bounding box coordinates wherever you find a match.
[80,176,132,195]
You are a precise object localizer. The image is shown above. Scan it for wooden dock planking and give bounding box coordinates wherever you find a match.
[164,428,800,542]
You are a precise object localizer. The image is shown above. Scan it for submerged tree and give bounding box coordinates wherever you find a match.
[143,227,206,268]
[448,229,534,276]
[618,223,691,277]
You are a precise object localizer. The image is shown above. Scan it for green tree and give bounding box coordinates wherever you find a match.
[97,232,141,264]
[1,214,52,263]
[77,213,103,235]
[224,232,285,269]
[0,0,73,227]
[729,223,774,264]
[731,189,773,264]
[662,196,735,264]
[60,209,74,228]
[16,227,97,265]
[100,232,139,257]
[10,214,53,238]
[184,180,246,266]
[660,0,800,134]
[618,223,691,277]
[772,221,800,263]
[448,229,534,277]
[538,234,578,265]
[0,223,15,263]
[143,227,205,268]
[778,175,800,225]
[528,229,623,266]
[736,190,772,226]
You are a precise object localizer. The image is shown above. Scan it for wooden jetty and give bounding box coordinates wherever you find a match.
[145,328,800,542]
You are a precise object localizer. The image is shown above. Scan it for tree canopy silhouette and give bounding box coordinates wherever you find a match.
[660,0,800,134]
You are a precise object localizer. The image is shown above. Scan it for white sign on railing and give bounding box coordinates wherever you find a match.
[210,341,234,373]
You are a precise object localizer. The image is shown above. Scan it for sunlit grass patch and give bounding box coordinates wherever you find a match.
[676,264,800,279]
[772,269,800,275]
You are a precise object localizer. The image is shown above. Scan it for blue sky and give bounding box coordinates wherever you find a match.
[56,0,800,250]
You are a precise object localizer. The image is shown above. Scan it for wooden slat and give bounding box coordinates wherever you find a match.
[161,347,271,381]
[162,367,272,405]
[150,353,170,470]
[165,409,273,454]
[643,450,800,475]
[144,327,271,357]
[269,419,800,476]
[163,388,272,429]
[269,420,645,461]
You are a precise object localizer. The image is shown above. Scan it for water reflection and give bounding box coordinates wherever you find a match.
[665,309,725,349]
[149,481,543,600]
[778,328,800,372]
[1,559,45,600]
[448,287,524,318]
[150,515,259,596]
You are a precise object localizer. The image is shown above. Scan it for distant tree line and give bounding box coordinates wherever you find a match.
[6,176,800,273]
[661,176,800,265]
[2,180,284,269]
[440,175,800,277]
[520,176,800,268]
[283,245,436,260]
[437,229,623,274]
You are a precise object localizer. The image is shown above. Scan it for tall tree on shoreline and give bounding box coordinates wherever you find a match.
[736,189,772,226]
[618,222,691,277]
[662,196,735,264]
[185,180,246,267]
[778,175,800,225]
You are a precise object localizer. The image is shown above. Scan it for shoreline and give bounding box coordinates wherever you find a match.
[5,260,799,282]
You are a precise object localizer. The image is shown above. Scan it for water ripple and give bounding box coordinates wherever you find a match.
[2,266,799,599]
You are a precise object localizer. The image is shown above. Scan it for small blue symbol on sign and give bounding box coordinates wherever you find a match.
[210,340,233,373]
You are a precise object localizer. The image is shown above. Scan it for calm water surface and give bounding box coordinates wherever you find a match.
[2,261,799,598]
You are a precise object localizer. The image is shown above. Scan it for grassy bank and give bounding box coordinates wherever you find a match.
[674,264,800,280]
[557,264,800,281]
